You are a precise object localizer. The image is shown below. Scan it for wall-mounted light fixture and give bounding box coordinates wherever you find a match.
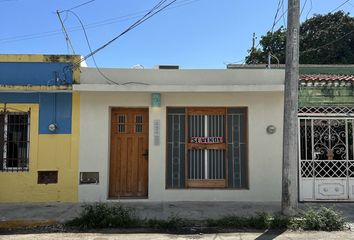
[151,93,161,108]
[266,125,276,134]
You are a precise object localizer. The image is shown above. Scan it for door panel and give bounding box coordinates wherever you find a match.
[109,108,148,198]
[299,117,354,201]
[315,179,347,200]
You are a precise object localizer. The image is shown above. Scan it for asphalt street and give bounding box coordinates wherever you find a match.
[1,231,354,240]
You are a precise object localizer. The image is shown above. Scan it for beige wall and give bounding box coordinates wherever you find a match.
[78,91,284,202]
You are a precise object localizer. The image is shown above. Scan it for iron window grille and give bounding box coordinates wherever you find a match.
[166,107,248,189]
[0,108,30,172]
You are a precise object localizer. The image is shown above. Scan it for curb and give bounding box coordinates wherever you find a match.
[0,220,58,229]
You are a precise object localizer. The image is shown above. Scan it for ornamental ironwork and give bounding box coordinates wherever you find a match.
[298,106,354,116]
[299,117,354,178]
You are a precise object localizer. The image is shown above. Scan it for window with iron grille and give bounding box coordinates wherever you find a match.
[0,111,30,172]
[166,107,248,189]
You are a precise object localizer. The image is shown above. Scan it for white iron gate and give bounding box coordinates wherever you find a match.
[299,114,354,201]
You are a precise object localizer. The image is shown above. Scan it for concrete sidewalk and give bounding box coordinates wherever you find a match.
[1,202,354,227]
[0,202,280,224]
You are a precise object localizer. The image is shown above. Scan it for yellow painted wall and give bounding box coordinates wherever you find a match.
[0,95,80,202]
[0,54,81,84]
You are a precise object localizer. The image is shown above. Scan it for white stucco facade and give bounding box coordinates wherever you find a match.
[77,68,284,202]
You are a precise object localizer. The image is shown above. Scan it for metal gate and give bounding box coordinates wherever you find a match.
[299,106,354,201]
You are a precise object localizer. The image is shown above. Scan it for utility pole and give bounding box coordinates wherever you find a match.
[249,33,257,64]
[56,10,76,54]
[252,32,256,49]
[282,0,300,215]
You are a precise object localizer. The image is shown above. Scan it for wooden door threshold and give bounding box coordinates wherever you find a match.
[108,196,148,200]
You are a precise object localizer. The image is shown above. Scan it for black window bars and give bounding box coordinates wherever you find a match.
[0,105,30,172]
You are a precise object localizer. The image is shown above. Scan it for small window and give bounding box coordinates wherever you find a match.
[117,115,125,123]
[38,171,58,184]
[0,111,30,172]
[117,114,126,133]
[135,114,143,133]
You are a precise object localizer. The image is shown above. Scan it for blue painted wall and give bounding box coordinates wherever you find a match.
[0,62,73,86]
[0,93,72,134]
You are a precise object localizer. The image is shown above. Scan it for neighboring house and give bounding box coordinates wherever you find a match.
[229,64,354,202]
[0,54,80,202]
[75,66,285,202]
[298,72,354,201]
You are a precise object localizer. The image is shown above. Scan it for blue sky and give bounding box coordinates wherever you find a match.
[0,0,352,68]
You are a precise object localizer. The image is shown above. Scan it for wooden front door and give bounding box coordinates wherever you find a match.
[109,108,149,198]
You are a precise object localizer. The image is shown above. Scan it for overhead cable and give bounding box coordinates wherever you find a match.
[0,0,199,44]
[73,0,178,68]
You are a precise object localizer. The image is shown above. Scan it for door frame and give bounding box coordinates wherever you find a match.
[108,107,149,199]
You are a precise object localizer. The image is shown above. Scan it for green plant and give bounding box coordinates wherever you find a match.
[248,212,272,229]
[301,207,345,231]
[269,214,291,229]
[206,208,345,231]
[67,203,139,228]
[146,215,188,230]
[67,204,346,232]
[207,215,247,228]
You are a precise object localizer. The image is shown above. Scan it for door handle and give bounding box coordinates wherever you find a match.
[142,150,149,160]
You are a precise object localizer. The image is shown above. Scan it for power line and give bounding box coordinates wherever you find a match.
[300,0,312,19]
[243,0,287,64]
[273,8,288,28]
[305,0,312,19]
[264,0,285,64]
[80,0,199,30]
[63,10,148,85]
[0,6,149,42]
[330,0,350,13]
[270,0,283,33]
[62,0,95,12]
[299,0,354,54]
[244,0,352,65]
[252,0,349,52]
[301,28,354,54]
[281,0,286,27]
[62,10,121,85]
[74,0,179,67]
[57,0,178,84]
[57,0,180,85]
[0,0,199,44]
[300,0,308,16]
[252,1,287,50]
[0,0,18,3]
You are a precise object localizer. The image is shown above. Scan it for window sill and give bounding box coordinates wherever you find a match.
[165,187,250,190]
[186,179,226,188]
[1,167,29,172]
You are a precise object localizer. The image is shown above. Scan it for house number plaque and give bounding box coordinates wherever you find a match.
[153,119,160,146]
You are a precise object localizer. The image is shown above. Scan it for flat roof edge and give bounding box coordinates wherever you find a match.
[73,84,284,92]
